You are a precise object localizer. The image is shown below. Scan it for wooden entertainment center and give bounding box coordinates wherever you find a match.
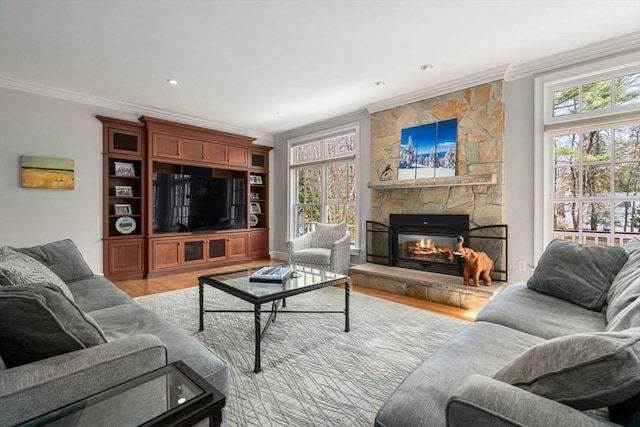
[98,115,271,281]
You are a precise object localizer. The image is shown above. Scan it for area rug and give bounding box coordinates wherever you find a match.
[135,286,468,427]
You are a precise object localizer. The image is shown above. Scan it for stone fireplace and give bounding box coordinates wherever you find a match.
[351,80,507,311]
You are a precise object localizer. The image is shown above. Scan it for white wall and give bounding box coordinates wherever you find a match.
[504,77,536,283]
[0,88,138,273]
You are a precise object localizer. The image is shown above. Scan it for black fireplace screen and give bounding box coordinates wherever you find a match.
[366,218,508,282]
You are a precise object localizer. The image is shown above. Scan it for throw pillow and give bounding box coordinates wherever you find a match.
[0,246,74,300]
[494,328,640,411]
[527,239,628,311]
[311,222,347,249]
[0,283,107,368]
[16,239,94,283]
[606,237,640,323]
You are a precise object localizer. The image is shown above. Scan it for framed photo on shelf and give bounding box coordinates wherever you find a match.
[114,161,136,177]
[114,185,133,197]
[250,175,263,185]
[250,202,262,213]
[114,204,132,215]
[250,192,259,200]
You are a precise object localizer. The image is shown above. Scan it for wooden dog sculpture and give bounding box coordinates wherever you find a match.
[455,235,493,287]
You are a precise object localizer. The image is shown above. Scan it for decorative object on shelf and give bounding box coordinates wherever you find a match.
[250,214,258,227]
[398,118,457,180]
[250,192,259,200]
[250,175,263,185]
[21,155,75,190]
[115,216,137,234]
[379,164,393,181]
[114,204,132,215]
[114,185,133,197]
[114,161,136,177]
[250,202,261,213]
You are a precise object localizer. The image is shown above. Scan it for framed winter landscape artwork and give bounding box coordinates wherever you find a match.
[398,118,457,179]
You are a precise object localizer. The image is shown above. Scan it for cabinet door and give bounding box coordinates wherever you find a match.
[250,151,268,171]
[227,146,248,167]
[183,239,206,264]
[250,230,269,259]
[150,239,182,271]
[152,134,181,158]
[108,128,143,156]
[225,234,249,262]
[181,138,207,161]
[105,239,144,277]
[205,143,227,163]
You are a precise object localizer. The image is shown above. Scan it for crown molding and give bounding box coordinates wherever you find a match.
[273,109,369,143]
[506,31,640,81]
[365,32,640,114]
[0,76,274,145]
[364,65,508,114]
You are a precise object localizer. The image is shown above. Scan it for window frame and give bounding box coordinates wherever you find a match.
[534,52,640,261]
[287,123,360,249]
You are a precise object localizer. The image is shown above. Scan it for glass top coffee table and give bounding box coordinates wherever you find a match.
[20,361,225,427]
[198,264,350,373]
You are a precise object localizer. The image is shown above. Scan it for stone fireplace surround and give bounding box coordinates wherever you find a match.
[350,80,506,311]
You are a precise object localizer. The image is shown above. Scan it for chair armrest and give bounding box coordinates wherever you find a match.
[287,232,314,258]
[0,334,167,426]
[447,375,615,427]
[329,234,352,275]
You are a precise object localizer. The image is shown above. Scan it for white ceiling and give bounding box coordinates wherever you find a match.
[1,0,639,141]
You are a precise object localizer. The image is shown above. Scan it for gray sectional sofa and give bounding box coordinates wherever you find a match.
[0,239,228,426]
[375,238,640,427]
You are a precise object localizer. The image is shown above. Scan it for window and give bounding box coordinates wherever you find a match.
[536,59,640,256]
[289,124,359,246]
[551,123,639,245]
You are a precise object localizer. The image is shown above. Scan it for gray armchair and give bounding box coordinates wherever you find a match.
[286,222,351,275]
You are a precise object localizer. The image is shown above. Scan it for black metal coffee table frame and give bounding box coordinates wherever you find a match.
[198,265,350,373]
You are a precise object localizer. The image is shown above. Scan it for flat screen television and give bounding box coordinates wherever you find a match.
[153,166,246,233]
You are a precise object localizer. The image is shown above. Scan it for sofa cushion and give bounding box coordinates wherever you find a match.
[607,296,640,332]
[0,283,107,368]
[0,246,73,300]
[67,275,135,313]
[494,328,640,411]
[374,321,544,427]
[607,237,640,323]
[89,303,228,396]
[16,239,94,283]
[476,282,607,339]
[527,239,628,311]
[311,222,347,249]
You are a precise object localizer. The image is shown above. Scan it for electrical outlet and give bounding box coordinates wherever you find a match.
[518,260,527,272]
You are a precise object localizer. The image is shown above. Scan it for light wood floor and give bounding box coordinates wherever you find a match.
[113,260,477,322]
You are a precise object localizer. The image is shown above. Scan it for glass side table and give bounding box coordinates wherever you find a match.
[19,361,226,427]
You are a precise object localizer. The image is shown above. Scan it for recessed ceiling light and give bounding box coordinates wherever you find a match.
[374,81,385,86]
[276,112,285,116]
[420,64,434,71]
[166,79,179,85]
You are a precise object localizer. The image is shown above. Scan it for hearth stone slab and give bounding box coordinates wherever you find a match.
[349,263,505,311]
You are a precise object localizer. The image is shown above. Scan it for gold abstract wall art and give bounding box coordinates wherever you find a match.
[21,155,75,189]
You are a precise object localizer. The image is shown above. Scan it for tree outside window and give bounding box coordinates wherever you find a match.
[550,71,640,246]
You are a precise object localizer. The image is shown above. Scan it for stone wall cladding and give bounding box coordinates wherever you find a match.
[370,80,505,228]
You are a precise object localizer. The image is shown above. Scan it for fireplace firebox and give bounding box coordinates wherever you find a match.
[390,214,468,275]
[366,216,508,282]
